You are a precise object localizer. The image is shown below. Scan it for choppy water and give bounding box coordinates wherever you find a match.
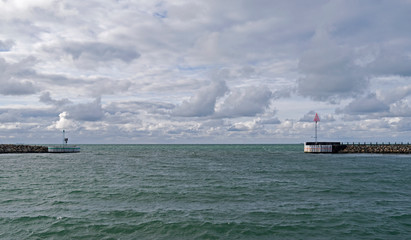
[1,144,410,239]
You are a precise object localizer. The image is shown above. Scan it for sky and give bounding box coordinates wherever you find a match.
[1,0,411,144]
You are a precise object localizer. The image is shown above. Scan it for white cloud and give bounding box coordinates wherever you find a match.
[1,0,411,143]
[215,86,273,118]
[50,111,78,130]
[173,78,228,117]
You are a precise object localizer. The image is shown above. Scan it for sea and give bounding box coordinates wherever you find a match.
[1,144,410,239]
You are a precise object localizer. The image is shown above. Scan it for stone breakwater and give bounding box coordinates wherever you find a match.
[0,144,48,153]
[337,143,411,154]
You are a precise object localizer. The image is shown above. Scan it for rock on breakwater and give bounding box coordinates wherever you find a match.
[338,143,411,154]
[0,144,48,153]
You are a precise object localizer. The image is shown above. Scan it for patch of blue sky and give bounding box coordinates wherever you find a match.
[177,65,210,72]
[0,95,39,108]
[153,10,167,19]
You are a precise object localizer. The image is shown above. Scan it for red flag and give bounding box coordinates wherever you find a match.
[314,113,320,122]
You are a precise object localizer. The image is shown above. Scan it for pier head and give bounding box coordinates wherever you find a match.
[304,142,343,153]
[304,142,411,154]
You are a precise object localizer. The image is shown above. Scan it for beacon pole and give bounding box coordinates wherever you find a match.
[314,113,320,144]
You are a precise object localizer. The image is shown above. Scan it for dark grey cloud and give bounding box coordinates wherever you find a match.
[0,80,37,95]
[0,107,59,125]
[297,31,366,102]
[62,41,140,64]
[367,46,411,76]
[337,93,389,115]
[0,111,20,123]
[39,92,72,106]
[36,73,88,86]
[36,73,131,98]
[66,98,104,122]
[88,79,132,97]
[296,1,411,103]
[395,118,411,132]
[258,118,281,125]
[105,101,174,116]
[0,57,39,95]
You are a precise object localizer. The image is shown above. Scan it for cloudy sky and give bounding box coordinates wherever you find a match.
[1,0,411,144]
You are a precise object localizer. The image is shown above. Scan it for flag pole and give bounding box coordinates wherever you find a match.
[314,113,320,144]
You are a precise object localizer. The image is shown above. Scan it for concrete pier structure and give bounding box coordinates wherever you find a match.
[304,142,343,153]
[304,142,411,154]
[48,146,80,153]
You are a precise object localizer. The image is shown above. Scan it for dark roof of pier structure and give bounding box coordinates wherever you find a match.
[305,142,341,145]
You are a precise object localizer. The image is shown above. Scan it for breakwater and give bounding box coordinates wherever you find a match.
[0,144,48,153]
[304,141,411,153]
[338,143,411,154]
[305,141,411,154]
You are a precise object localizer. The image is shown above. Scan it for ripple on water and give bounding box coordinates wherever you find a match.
[1,145,411,239]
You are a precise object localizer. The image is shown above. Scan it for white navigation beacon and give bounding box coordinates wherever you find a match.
[48,130,80,153]
[304,113,341,153]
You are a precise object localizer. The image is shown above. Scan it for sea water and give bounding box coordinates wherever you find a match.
[1,144,410,239]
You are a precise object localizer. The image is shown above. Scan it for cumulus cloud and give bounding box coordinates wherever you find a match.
[386,100,411,118]
[62,41,140,63]
[296,3,411,104]
[51,111,78,130]
[367,47,411,76]
[66,98,104,122]
[43,95,106,122]
[297,29,366,102]
[377,85,411,105]
[0,80,37,95]
[0,111,20,123]
[2,0,411,143]
[228,123,251,132]
[39,92,72,106]
[300,111,319,122]
[173,79,228,117]
[258,118,281,125]
[42,40,141,69]
[300,111,336,123]
[105,101,174,116]
[0,39,14,51]
[337,93,389,115]
[0,57,39,95]
[215,86,273,118]
[395,118,411,132]
[88,79,132,97]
